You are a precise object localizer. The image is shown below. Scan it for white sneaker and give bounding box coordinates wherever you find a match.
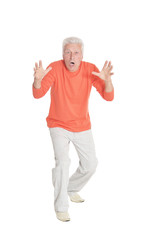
[56,212,70,222]
[69,193,85,203]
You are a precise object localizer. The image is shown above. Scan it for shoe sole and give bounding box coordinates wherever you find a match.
[57,218,70,222]
[70,200,85,203]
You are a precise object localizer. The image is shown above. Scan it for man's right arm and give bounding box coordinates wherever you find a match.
[32,60,54,99]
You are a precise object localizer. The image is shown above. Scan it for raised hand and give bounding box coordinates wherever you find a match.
[92,61,114,82]
[34,60,52,81]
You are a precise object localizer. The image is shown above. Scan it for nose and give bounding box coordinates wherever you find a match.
[70,52,74,58]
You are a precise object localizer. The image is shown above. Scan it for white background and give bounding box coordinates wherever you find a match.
[0,0,160,239]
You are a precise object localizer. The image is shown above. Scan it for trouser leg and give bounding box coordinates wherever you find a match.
[49,128,71,212]
[67,129,98,196]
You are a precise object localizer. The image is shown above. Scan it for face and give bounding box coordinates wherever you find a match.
[63,43,83,72]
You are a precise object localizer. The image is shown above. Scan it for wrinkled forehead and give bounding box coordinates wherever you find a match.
[64,43,82,52]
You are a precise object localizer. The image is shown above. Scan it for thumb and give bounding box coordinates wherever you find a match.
[92,71,100,77]
[45,66,52,74]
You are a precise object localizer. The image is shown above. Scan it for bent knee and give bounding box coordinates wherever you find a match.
[84,156,98,173]
[91,157,98,172]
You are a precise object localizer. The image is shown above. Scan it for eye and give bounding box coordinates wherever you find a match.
[75,52,79,54]
[64,50,70,54]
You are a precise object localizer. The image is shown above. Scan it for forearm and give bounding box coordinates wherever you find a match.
[33,79,41,89]
[32,75,52,99]
[105,80,114,92]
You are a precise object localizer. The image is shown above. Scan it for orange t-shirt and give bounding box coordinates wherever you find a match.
[32,60,114,132]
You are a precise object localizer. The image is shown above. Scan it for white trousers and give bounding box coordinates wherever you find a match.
[49,127,98,212]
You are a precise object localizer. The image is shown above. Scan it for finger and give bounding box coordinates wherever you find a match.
[92,71,100,77]
[33,67,36,72]
[102,60,108,70]
[109,65,113,71]
[39,60,42,68]
[110,72,114,75]
[35,62,38,69]
[108,61,111,68]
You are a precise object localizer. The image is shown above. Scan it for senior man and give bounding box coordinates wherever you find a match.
[32,37,114,222]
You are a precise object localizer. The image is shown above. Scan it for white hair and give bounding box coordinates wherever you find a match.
[62,37,84,55]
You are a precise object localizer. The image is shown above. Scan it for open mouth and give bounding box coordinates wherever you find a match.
[70,61,75,66]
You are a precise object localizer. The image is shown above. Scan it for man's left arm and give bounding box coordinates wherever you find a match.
[92,61,114,101]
